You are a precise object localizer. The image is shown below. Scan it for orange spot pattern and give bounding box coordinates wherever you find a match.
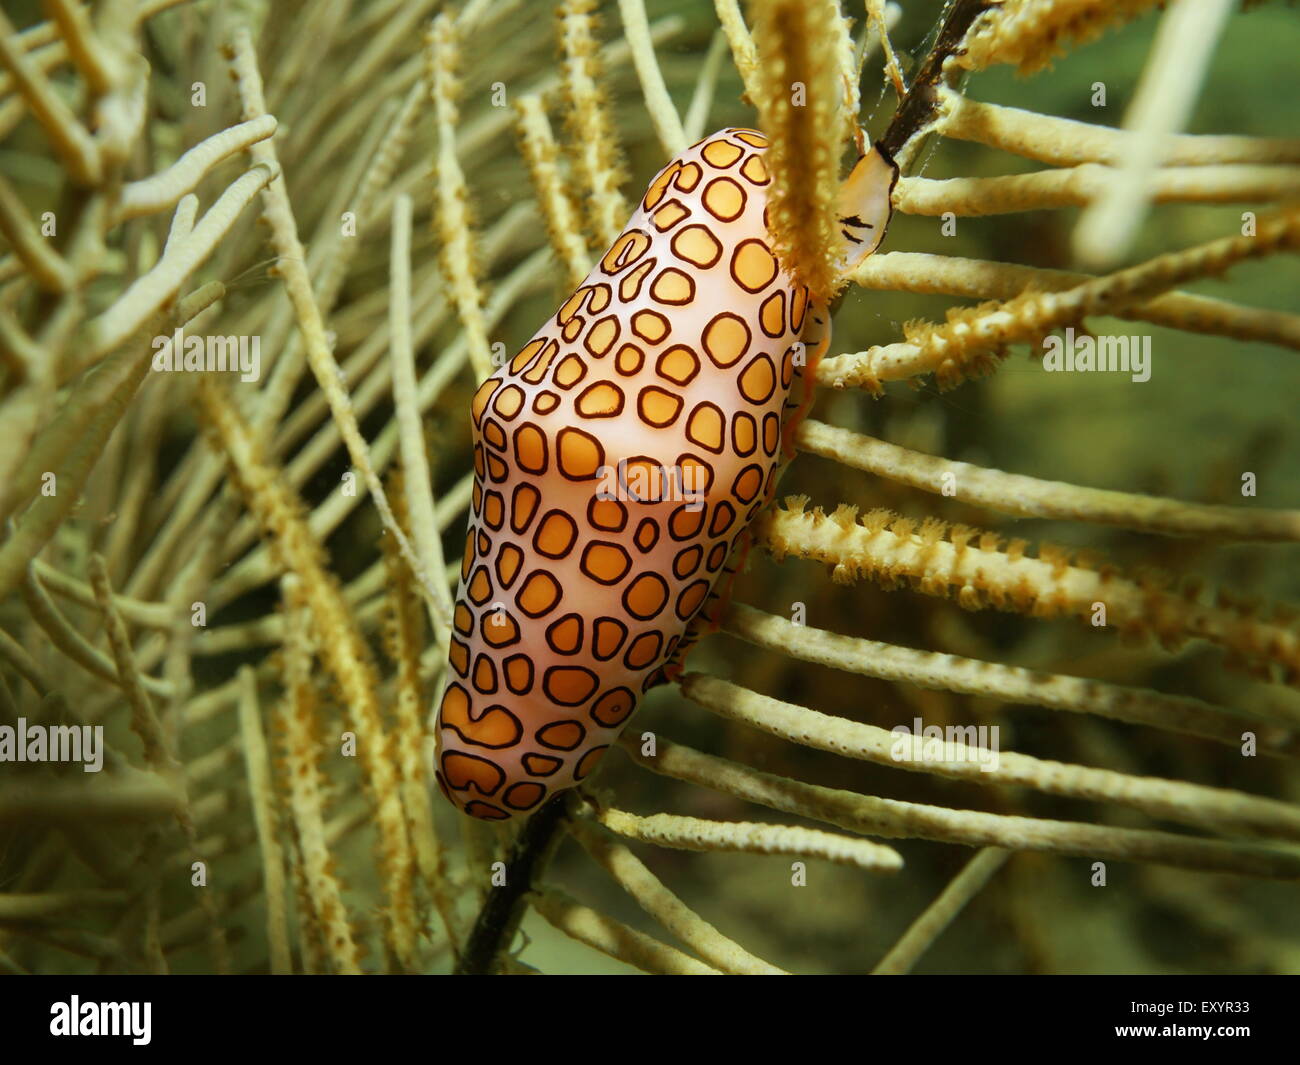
[437,129,825,820]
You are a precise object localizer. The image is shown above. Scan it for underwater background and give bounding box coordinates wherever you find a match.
[1,0,1298,974]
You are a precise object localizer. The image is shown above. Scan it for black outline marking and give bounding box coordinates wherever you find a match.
[532,509,579,558]
[574,744,610,781]
[556,426,606,482]
[590,687,636,728]
[584,314,621,359]
[441,749,506,795]
[634,516,660,554]
[758,290,786,339]
[630,309,670,344]
[579,539,631,586]
[545,611,585,656]
[700,138,744,169]
[737,352,776,404]
[542,665,599,707]
[652,197,691,232]
[601,229,651,275]
[619,256,657,301]
[536,718,588,751]
[731,463,764,503]
[701,311,751,369]
[730,238,778,294]
[472,653,499,695]
[701,175,745,223]
[637,385,683,428]
[676,578,711,621]
[442,697,524,752]
[515,569,562,619]
[466,564,493,605]
[587,494,629,532]
[614,342,646,377]
[552,352,588,391]
[503,653,534,696]
[709,500,737,538]
[494,543,524,589]
[575,379,626,418]
[731,410,758,456]
[503,781,547,811]
[623,629,664,670]
[593,616,629,661]
[510,483,540,535]
[685,400,726,454]
[672,544,703,580]
[655,344,701,387]
[623,572,669,621]
[669,223,723,269]
[479,607,520,648]
[523,752,564,777]
[668,501,706,543]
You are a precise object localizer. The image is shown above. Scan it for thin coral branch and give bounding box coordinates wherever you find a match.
[760,499,1300,682]
[821,205,1300,391]
[797,418,1300,542]
[0,770,184,827]
[871,848,1009,974]
[594,806,903,872]
[896,164,1300,218]
[0,9,101,183]
[1073,0,1235,266]
[748,0,852,302]
[0,173,73,291]
[617,0,685,157]
[559,0,627,248]
[724,602,1300,755]
[197,378,419,971]
[276,588,364,975]
[113,115,278,223]
[712,0,759,105]
[226,25,445,624]
[236,666,291,975]
[569,817,785,975]
[937,88,1300,169]
[850,251,1300,353]
[87,172,273,361]
[619,735,1300,879]
[532,886,719,975]
[682,28,728,144]
[22,565,173,698]
[515,94,593,288]
[389,192,454,638]
[425,13,495,383]
[681,672,1300,842]
[863,0,905,99]
[380,472,460,953]
[88,554,229,974]
[0,890,129,920]
[0,283,218,602]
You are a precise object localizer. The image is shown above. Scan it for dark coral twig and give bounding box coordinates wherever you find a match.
[878,0,1001,162]
[454,795,571,975]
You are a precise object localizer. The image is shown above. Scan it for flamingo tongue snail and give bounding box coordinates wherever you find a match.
[435,128,898,820]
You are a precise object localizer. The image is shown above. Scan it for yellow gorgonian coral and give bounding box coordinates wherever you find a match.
[1,0,1298,979]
